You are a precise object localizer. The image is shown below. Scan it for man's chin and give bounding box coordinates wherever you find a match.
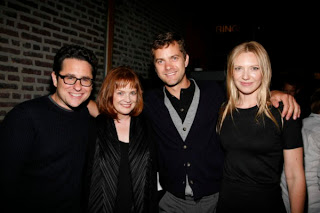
[165,81,179,88]
[68,99,89,111]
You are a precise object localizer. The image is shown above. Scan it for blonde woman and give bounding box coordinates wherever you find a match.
[216,41,306,213]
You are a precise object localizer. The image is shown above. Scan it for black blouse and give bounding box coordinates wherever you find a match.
[114,141,133,213]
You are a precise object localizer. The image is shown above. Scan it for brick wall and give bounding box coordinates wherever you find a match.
[111,0,185,79]
[0,0,107,121]
[0,0,186,122]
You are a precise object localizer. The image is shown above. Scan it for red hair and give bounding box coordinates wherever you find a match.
[97,66,143,119]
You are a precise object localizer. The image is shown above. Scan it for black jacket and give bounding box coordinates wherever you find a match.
[84,114,158,213]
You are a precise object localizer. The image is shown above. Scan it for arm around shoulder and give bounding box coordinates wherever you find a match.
[270,90,301,120]
[87,99,99,117]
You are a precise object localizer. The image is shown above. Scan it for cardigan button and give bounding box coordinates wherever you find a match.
[183,145,187,149]
[183,127,187,131]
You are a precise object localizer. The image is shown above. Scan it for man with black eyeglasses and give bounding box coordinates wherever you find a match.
[0,45,98,213]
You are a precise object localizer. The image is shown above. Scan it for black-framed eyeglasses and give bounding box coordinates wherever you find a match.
[58,74,93,87]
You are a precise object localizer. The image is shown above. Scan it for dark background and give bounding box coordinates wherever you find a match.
[173,2,315,90]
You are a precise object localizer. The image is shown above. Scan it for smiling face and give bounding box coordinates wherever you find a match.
[112,84,137,119]
[51,58,93,110]
[232,52,262,101]
[153,41,189,89]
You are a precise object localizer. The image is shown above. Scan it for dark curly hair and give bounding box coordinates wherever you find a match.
[53,45,98,79]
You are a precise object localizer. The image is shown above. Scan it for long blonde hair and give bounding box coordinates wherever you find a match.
[217,41,278,132]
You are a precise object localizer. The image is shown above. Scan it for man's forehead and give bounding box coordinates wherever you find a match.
[154,43,180,56]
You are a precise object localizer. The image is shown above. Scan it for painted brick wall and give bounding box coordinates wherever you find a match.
[0,0,186,122]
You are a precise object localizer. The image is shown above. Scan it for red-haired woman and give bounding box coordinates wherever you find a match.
[85,66,157,213]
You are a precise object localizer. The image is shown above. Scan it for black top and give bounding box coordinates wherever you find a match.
[220,105,303,185]
[217,105,303,212]
[165,80,195,122]
[85,115,158,213]
[0,95,91,213]
[114,141,133,213]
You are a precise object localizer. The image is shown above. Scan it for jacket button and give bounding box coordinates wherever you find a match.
[189,180,193,185]
[183,145,187,149]
[187,162,191,167]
